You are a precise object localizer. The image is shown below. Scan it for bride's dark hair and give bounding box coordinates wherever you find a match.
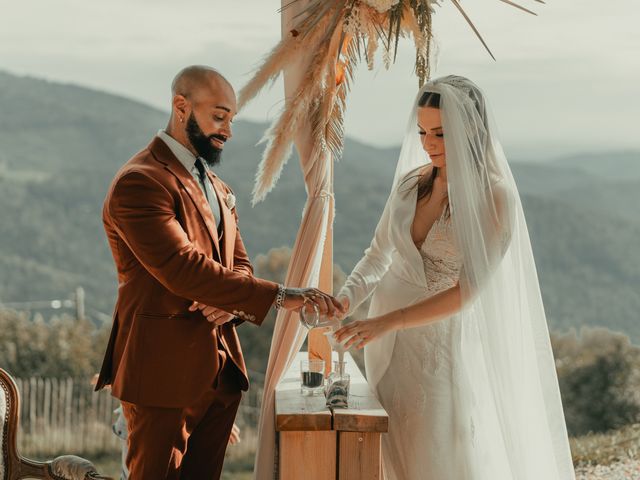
[400,91,446,208]
[400,79,491,209]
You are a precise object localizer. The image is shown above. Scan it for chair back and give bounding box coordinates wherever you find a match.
[0,368,20,480]
[0,369,113,480]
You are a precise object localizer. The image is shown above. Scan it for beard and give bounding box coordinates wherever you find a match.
[185,113,225,167]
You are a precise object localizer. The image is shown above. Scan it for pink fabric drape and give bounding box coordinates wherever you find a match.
[252,1,335,478]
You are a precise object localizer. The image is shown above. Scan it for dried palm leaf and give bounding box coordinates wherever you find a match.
[325,37,360,159]
[404,2,433,85]
[366,38,378,69]
[309,26,348,166]
[238,4,339,109]
[449,0,496,61]
[496,0,537,15]
[241,0,543,202]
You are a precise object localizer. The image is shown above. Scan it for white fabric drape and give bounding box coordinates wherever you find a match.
[252,1,335,478]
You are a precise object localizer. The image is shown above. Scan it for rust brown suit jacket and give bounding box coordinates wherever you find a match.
[95,136,278,408]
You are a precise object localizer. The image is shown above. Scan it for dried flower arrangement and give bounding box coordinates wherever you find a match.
[239,0,540,203]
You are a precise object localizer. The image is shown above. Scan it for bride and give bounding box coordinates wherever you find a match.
[334,75,575,479]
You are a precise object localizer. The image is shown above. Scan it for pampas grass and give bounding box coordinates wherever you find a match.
[251,11,343,204]
[240,0,540,203]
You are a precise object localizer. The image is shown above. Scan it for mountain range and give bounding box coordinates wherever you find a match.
[0,70,638,343]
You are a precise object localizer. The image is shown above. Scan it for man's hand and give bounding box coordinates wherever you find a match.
[228,423,241,445]
[337,295,350,320]
[189,301,235,326]
[281,288,346,320]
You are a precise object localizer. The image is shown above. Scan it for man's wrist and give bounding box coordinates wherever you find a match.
[275,284,287,310]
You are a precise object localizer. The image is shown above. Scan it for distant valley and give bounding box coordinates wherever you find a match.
[0,70,638,342]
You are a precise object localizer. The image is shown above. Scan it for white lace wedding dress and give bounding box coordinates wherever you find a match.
[338,75,575,480]
[339,173,575,479]
[339,175,479,479]
[375,211,468,480]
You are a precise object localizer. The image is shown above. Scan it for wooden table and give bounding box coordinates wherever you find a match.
[275,352,389,480]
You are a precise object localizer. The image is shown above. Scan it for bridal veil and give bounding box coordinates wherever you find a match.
[377,75,574,479]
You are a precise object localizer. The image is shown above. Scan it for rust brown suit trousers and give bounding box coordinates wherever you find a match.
[95,137,278,479]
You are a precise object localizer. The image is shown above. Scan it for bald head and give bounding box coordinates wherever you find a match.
[166,65,236,166]
[171,65,233,99]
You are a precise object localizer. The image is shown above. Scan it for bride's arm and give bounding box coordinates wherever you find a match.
[337,192,395,315]
[335,184,514,348]
[385,283,461,330]
[385,184,515,332]
[334,283,461,348]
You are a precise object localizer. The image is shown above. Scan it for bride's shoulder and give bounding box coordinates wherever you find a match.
[490,176,515,202]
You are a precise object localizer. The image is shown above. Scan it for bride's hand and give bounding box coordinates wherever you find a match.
[333,316,392,350]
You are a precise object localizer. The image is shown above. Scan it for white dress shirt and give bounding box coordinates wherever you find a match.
[157,130,222,228]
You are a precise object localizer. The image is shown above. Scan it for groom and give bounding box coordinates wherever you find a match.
[96,65,343,480]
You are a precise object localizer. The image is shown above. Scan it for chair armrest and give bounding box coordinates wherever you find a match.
[50,455,113,480]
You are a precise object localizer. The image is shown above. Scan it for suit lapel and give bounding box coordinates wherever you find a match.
[148,138,221,259]
[209,173,235,269]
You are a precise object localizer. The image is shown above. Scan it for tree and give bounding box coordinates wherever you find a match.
[552,327,640,435]
[0,309,109,378]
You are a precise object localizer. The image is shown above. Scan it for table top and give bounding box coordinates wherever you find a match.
[275,351,388,433]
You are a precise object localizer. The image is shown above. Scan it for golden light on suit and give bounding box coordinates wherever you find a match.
[96,136,278,479]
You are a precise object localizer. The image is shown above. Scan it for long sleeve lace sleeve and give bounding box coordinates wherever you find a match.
[338,193,395,315]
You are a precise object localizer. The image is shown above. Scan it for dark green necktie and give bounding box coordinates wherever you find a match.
[194,157,222,232]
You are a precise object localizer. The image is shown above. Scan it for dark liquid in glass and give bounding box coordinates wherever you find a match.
[302,371,324,388]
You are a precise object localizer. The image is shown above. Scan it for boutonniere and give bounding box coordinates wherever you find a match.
[226,192,236,210]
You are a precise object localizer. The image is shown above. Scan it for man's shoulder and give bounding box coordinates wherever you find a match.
[105,148,174,204]
[114,144,167,182]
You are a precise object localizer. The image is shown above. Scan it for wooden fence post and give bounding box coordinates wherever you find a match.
[10,376,264,458]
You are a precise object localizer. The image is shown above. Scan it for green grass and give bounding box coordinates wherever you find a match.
[85,450,255,479]
[29,426,640,478]
[89,451,122,479]
[571,423,640,466]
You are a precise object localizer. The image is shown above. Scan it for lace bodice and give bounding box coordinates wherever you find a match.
[418,212,462,294]
[389,231,470,461]
[386,211,464,387]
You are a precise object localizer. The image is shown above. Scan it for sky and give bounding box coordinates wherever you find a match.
[0,0,638,159]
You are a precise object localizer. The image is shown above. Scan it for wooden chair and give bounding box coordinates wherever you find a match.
[0,368,113,480]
